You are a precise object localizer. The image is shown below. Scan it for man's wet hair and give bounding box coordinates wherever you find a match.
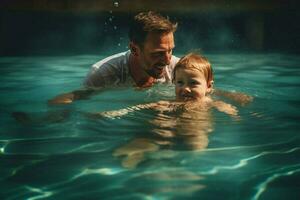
[129,11,177,46]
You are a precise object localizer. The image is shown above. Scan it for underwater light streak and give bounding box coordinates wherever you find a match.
[25,186,54,200]
[0,140,9,154]
[71,167,125,180]
[0,137,111,155]
[26,168,124,199]
[66,142,109,153]
[252,165,300,200]
[201,147,300,175]
[14,167,124,200]
[203,136,300,152]
[0,147,5,153]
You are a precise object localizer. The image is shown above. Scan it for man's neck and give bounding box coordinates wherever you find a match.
[129,53,155,88]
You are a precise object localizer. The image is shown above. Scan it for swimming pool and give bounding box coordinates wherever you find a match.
[0,53,299,199]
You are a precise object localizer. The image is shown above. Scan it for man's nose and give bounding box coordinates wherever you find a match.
[161,51,172,65]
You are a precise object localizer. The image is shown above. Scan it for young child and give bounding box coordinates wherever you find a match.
[95,53,239,169]
[99,53,237,118]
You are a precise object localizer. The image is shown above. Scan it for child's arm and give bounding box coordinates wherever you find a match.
[213,89,253,106]
[89,101,172,119]
[212,100,239,117]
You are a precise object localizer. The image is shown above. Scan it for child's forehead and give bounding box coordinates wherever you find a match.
[176,67,205,77]
[176,67,203,74]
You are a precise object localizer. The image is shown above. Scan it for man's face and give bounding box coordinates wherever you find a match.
[137,32,175,79]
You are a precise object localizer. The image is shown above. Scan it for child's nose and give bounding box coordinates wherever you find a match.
[182,86,191,93]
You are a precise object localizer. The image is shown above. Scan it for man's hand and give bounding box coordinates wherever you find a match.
[48,93,75,105]
[48,89,96,105]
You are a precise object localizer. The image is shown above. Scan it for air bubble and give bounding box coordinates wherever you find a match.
[114,2,119,7]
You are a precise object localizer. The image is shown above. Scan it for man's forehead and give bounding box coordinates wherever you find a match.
[144,32,174,49]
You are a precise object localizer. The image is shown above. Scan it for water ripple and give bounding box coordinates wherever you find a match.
[253,165,300,200]
[200,147,300,175]
[25,186,54,200]
[72,167,124,179]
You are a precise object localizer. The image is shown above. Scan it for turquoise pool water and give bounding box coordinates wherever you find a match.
[0,53,300,200]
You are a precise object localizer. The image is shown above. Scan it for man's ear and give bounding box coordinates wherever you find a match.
[206,80,214,94]
[129,42,139,56]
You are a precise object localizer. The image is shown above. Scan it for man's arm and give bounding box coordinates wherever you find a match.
[48,68,106,105]
[48,89,96,105]
[213,89,253,106]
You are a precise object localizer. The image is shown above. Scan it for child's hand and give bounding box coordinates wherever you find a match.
[230,92,253,106]
[99,109,129,119]
[213,101,238,116]
[84,109,130,120]
[151,101,173,112]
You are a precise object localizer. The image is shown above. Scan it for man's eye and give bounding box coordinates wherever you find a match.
[152,52,163,57]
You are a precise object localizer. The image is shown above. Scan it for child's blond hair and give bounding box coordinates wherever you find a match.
[173,53,214,86]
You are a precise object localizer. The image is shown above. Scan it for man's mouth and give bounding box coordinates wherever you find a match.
[146,64,166,78]
[154,64,166,70]
[155,66,164,71]
[153,65,166,74]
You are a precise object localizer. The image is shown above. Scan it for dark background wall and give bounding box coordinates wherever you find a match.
[0,0,299,56]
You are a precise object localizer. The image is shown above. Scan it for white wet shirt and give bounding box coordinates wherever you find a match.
[83,50,179,88]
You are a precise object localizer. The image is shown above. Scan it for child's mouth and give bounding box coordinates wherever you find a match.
[180,95,194,101]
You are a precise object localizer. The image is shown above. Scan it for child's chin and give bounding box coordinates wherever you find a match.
[178,97,196,102]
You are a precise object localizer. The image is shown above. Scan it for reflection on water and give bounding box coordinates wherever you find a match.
[0,54,300,199]
[112,106,214,169]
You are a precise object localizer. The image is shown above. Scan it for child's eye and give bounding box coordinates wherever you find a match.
[190,80,200,85]
[176,80,183,86]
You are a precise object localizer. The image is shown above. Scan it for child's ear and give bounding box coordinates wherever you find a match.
[206,80,214,94]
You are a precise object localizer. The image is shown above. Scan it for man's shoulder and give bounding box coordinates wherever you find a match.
[158,55,179,83]
[166,55,179,70]
[93,51,130,69]
[171,55,180,65]
[83,51,131,87]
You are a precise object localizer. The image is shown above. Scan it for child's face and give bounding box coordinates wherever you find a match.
[175,68,211,101]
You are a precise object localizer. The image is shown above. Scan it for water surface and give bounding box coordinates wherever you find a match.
[0,53,300,200]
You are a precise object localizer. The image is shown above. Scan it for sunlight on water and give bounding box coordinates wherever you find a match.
[253,166,300,200]
[201,147,300,175]
[25,186,53,200]
[0,53,300,199]
[73,167,124,178]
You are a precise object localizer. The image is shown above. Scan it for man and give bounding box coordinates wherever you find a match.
[49,11,252,105]
[49,11,179,104]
